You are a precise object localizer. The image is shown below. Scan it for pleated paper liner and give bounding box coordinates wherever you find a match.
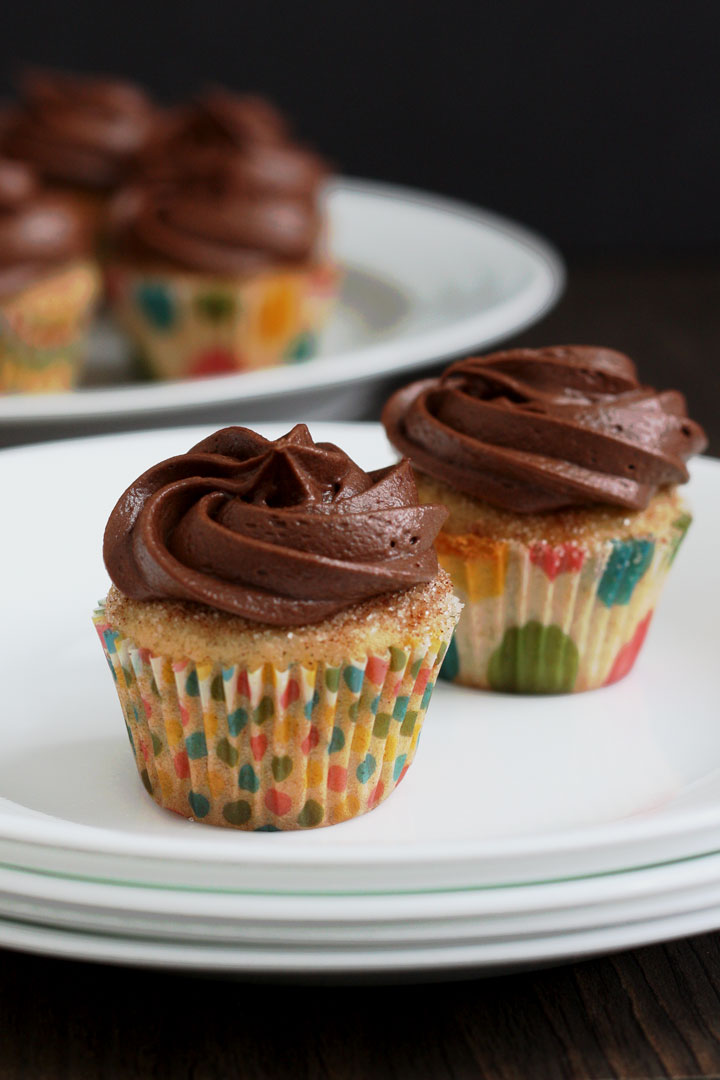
[0,261,101,393]
[437,511,691,693]
[94,605,453,830]
[108,260,339,380]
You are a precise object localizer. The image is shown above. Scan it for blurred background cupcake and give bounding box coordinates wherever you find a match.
[106,89,338,380]
[0,157,100,392]
[1,67,157,251]
[383,346,708,694]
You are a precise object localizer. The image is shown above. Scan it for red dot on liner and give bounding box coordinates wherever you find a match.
[370,780,385,806]
[250,734,268,762]
[281,679,300,709]
[236,670,251,698]
[265,789,292,816]
[327,765,348,793]
[604,610,653,686]
[366,657,389,685]
[174,751,190,779]
[301,725,320,755]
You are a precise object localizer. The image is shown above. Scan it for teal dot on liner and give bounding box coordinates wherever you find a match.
[106,657,117,681]
[185,670,200,697]
[370,694,381,714]
[255,824,281,832]
[304,690,320,721]
[135,281,176,330]
[393,696,409,722]
[343,665,364,693]
[598,539,655,607]
[328,726,345,753]
[421,682,435,711]
[393,754,407,781]
[438,635,460,682]
[285,330,317,363]
[238,764,260,793]
[185,732,208,759]
[188,791,210,818]
[125,723,134,750]
[222,666,235,682]
[356,754,377,783]
[102,628,120,654]
[227,707,248,736]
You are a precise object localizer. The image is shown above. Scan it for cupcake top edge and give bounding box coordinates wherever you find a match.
[381,345,708,514]
[103,423,448,627]
[0,157,94,296]
[1,67,157,191]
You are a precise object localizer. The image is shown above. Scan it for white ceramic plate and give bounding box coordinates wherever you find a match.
[1,901,720,975]
[0,179,563,427]
[0,423,718,899]
[3,851,720,949]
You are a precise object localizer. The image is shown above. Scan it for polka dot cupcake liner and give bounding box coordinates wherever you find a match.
[108,261,339,380]
[0,261,101,393]
[93,606,452,830]
[437,511,692,693]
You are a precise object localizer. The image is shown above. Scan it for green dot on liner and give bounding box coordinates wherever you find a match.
[488,621,579,694]
[272,755,293,781]
[216,737,239,767]
[324,667,341,693]
[194,291,236,323]
[297,799,324,827]
[254,696,274,724]
[223,799,252,826]
[210,674,226,702]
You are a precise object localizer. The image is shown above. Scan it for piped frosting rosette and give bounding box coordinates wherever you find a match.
[383,347,707,693]
[96,425,459,828]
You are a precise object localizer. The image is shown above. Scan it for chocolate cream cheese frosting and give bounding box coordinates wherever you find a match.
[115,89,328,274]
[104,424,447,626]
[0,158,90,296]
[382,347,708,513]
[2,68,155,190]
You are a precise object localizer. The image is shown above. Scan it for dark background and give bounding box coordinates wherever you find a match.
[1,0,719,255]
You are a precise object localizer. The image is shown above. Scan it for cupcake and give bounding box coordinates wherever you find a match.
[1,67,156,247]
[382,346,707,693]
[0,158,100,393]
[95,424,460,829]
[107,90,338,379]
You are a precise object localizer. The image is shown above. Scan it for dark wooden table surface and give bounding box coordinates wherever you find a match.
[1,257,719,1080]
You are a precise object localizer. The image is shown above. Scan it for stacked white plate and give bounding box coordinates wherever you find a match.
[1,424,719,976]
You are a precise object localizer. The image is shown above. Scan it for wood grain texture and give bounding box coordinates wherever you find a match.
[3,934,720,1078]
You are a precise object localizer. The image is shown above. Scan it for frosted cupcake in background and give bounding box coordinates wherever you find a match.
[95,424,460,830]
[1,68,156,249]
[383,346,707,693]
[0,158,100,393]
[108,90,338,379]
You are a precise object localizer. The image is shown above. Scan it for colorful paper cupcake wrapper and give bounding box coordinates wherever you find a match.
[0,261,101,393]
[437,512,691,693]
[93,605,452,830]
[109,261,339,380]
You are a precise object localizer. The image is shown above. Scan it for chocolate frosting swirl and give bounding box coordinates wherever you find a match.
[2,69,155,190]
[0,158,91,296]
[382,347,708,513]
[116,91,328,274]
[104,424,447,626]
